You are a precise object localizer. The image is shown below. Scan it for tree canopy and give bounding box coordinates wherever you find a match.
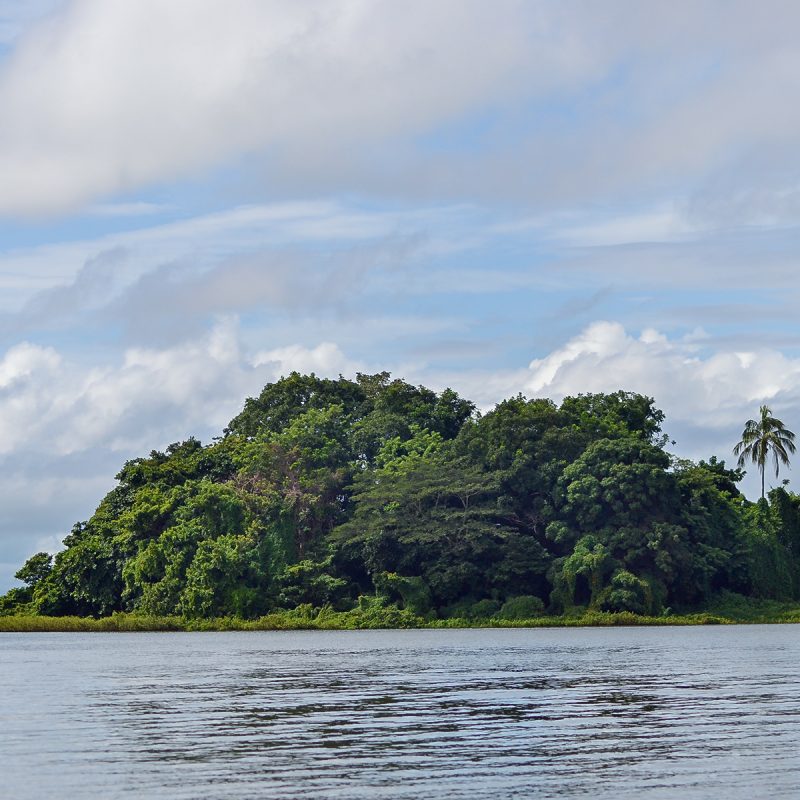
[3,373,800,620]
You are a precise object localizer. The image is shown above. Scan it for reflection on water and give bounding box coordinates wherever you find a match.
[2,626,800,798]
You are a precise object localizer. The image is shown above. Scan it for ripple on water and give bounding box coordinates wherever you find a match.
[1,626,800,799]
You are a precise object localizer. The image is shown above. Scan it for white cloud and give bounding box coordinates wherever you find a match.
[523,321,800,470]
[0,200,466,316]
[427,322,800,497]
[0,318,372,457]
[5,2,800,216]
[0,0,566,215]
[253,342,364,378]
[19,316,794,464]
[0,340,60,389]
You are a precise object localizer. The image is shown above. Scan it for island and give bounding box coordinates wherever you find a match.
[3,371,800,631]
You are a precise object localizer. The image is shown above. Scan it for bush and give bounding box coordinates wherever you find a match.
[0,587,33,615]
[470,598,501,619]
[497,595,545,620]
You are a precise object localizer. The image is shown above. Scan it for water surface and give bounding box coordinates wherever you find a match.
[2,626,799,798]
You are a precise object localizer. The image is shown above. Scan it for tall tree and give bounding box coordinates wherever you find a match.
[734,405,796,499]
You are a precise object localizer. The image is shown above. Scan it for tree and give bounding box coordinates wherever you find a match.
[734,405,796,499]
[15,552,53,587]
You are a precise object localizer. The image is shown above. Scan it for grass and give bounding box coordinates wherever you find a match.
[3,596,800,632]
[0,613,185,632]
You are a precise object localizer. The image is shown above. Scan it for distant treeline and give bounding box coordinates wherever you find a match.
[4,372,800,621]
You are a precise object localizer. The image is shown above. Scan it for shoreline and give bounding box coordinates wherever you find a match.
[3,607,800,632]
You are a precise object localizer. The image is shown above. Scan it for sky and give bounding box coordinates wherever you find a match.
[2,0,800,591]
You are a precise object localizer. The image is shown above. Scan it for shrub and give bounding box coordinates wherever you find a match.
[470,598,501,619]
[497,595,545,620]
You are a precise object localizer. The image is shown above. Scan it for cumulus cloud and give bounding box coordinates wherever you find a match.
[523,321,800,465]
[0,319,240,455]
[426,321,800,498]
[253,342,364,377]
[0,318,374,457]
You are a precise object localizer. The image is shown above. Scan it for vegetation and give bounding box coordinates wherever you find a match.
[3,371,800,629]
[734,404,796,499]
[4,595,800,632]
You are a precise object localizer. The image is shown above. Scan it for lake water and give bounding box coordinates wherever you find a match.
[1,626,799,798]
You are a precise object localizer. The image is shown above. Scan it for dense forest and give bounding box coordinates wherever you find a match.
[3,372,800,622]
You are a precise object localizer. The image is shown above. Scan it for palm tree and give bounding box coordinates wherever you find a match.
[733,405,796,499]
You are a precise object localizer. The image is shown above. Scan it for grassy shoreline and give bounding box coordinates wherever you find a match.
[3,600,800,632]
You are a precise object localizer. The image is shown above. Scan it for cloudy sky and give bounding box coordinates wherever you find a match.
[2,0,800,590]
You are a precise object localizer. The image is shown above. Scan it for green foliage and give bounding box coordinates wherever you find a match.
[375,425,444,475]
[440,597,501,619]
[559,391,666,444]
[742,499,795,600]
[374,572,433,615]
[33,532,124,617]
[179,534,259,618]
[336,448,524,607]
[0,587,32,615]
[342,595,425,629]
[497,595,545,619]
[550,535,613,610]
[470,598,502,618]
[14,602,800,631]
[277,558,350,609]
[4,372,800,625]
[599,570,652,614]
[15,552,53,586]
[734,405,796,498]
[225,372,366,439]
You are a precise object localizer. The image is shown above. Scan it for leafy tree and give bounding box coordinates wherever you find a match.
[179,533,263,618]
[734,405,796,498]
[335,445,531,609]
[550,535,613,610]
[5,372,800,622]
[599,570,652,614]
[559,391,666,444]
[741,499,794,599]
[225,372,366,439]
[34,532,124,616]
[15,552,53,587]
[277,558,350,609]
[768,487,800,584]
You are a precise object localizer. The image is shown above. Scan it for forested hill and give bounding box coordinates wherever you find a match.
[4,372,800,621]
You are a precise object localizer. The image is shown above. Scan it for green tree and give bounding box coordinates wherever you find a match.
[734,405,796,498]
[7,371,800,623]
[15,552,53,587]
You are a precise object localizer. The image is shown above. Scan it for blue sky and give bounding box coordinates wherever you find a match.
[2,0,800,590]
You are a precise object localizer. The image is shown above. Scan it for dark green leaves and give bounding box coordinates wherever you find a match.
[6,373,799,621]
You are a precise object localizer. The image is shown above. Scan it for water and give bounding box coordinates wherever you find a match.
[1,626,799,799]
